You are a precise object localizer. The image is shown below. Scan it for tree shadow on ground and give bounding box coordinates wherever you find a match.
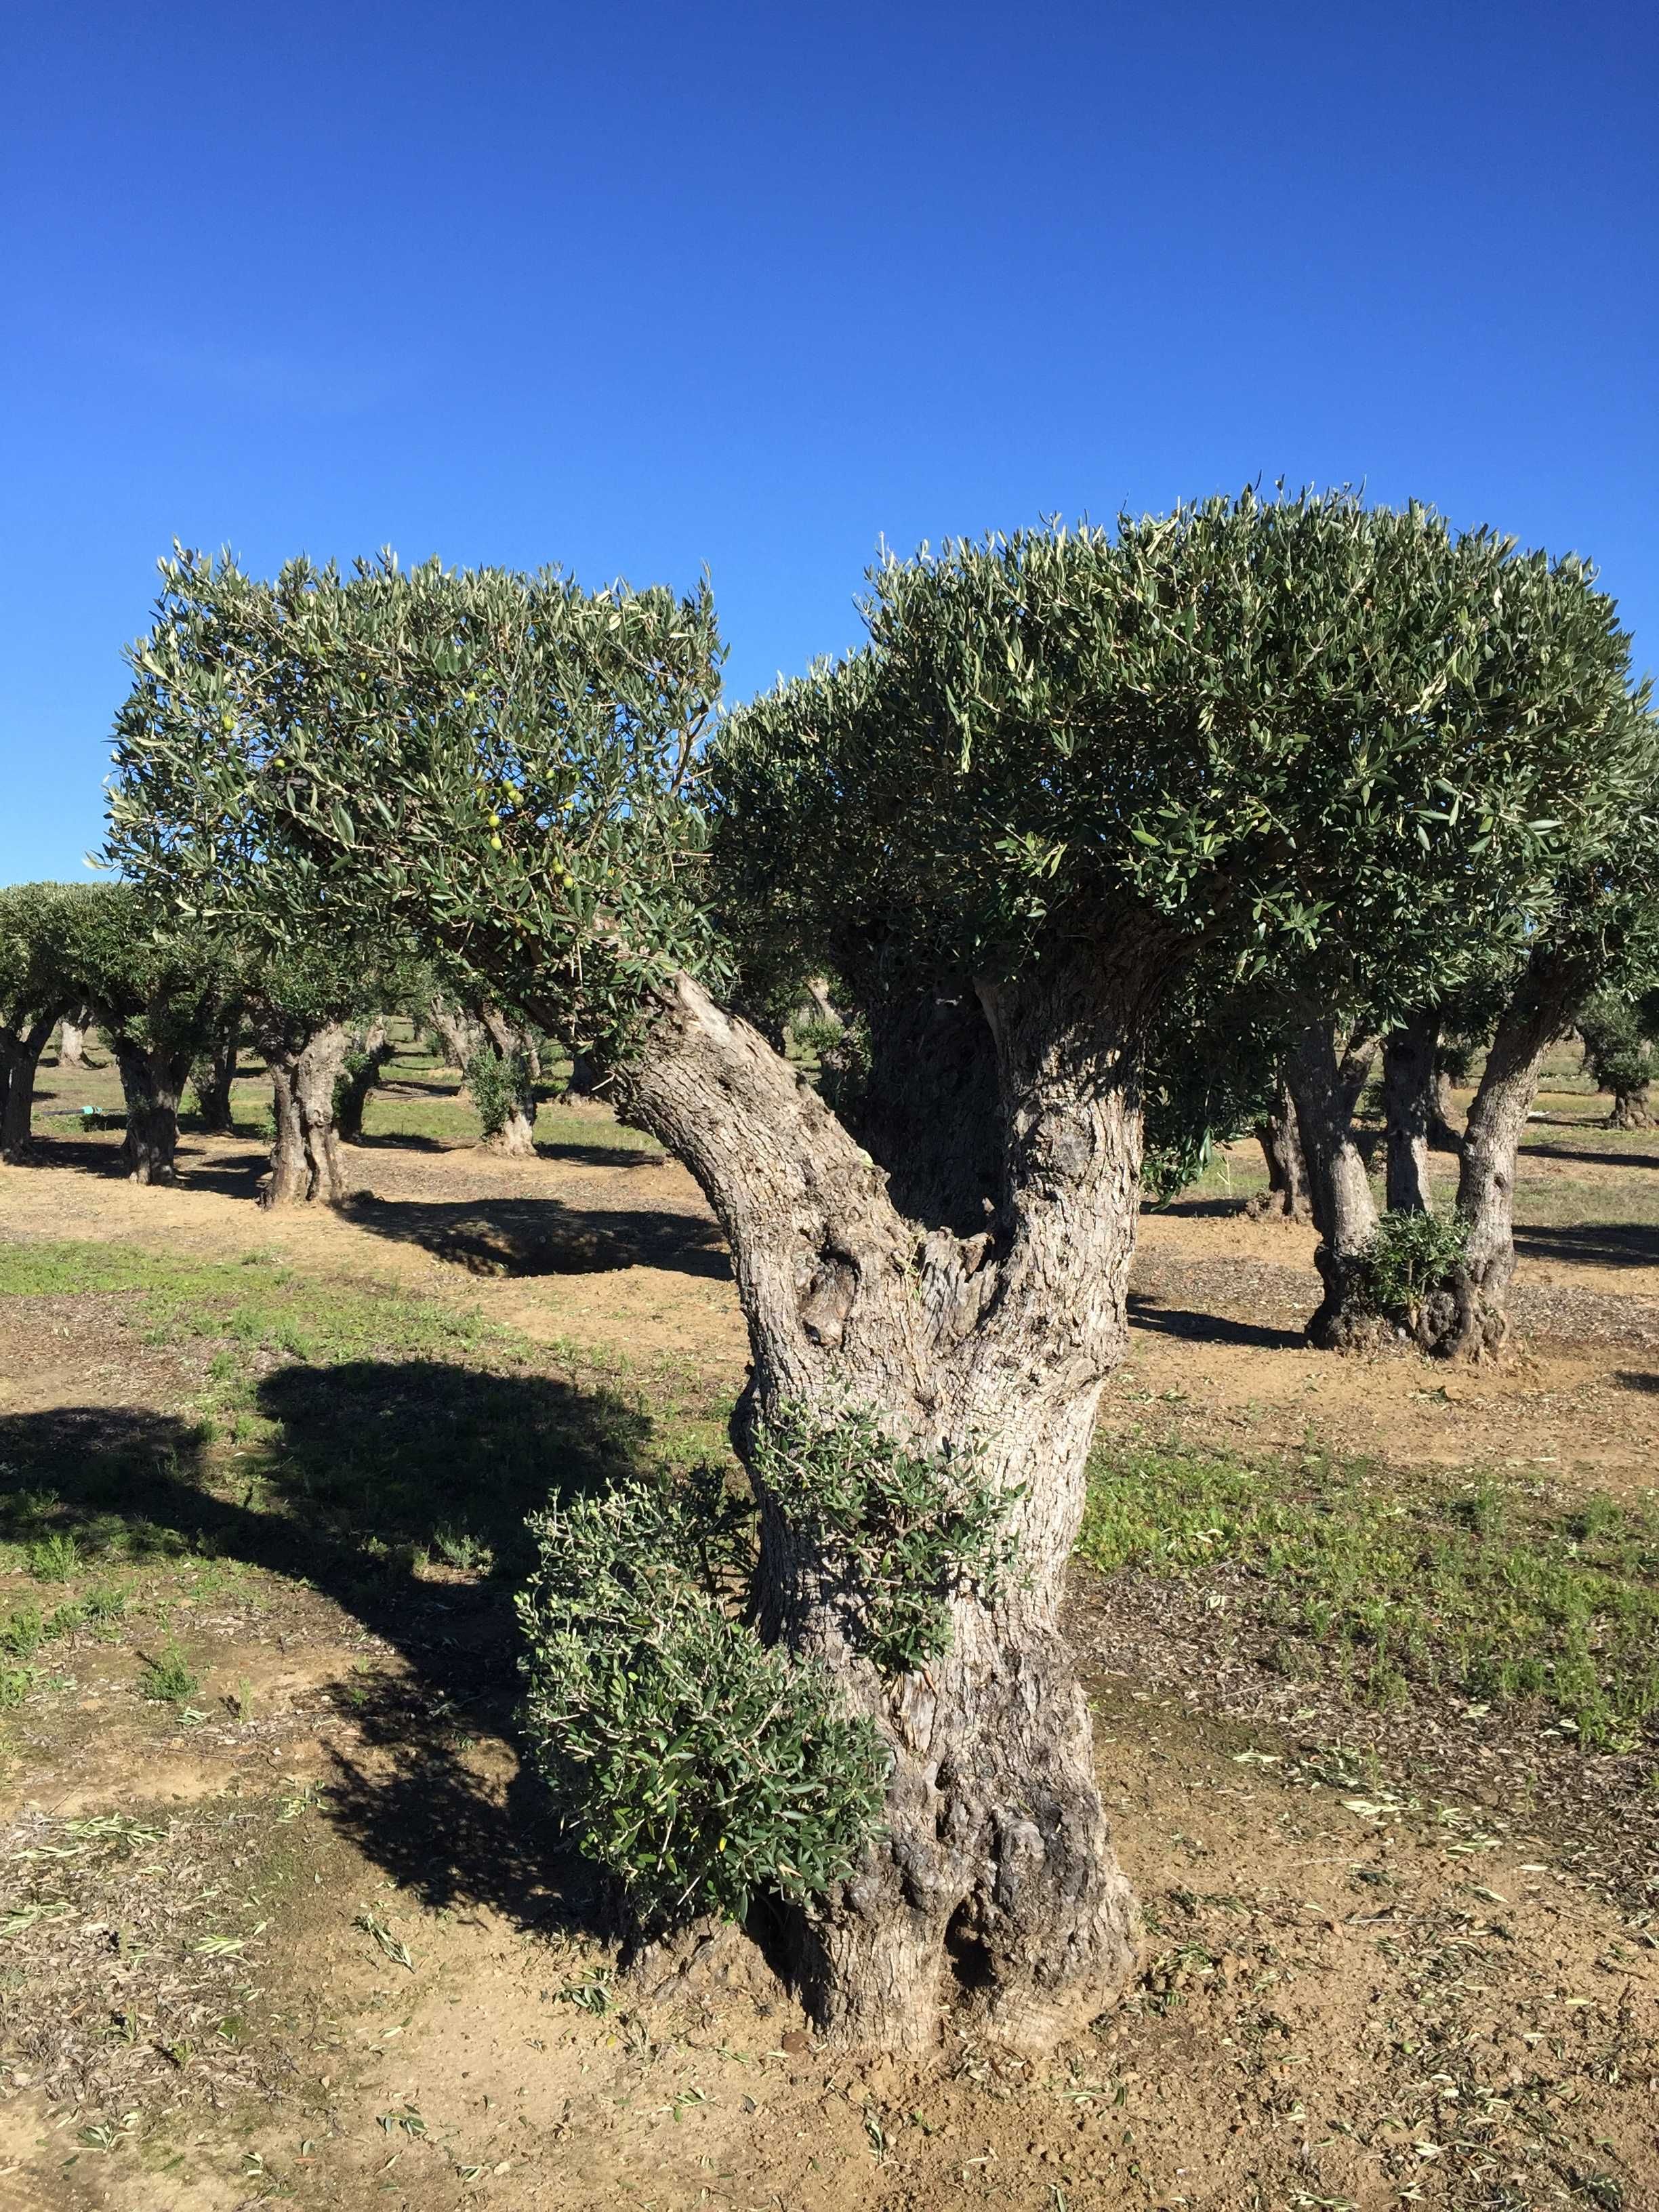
[1513,1222,1659,1271]
[1143,1195,1263,1222]
[1519,1141,1659,1173]
[171,1153,275,1200]
[1614,1372,1659,1395]
[1126,1294,1305,1351]
[0,1357,659,1935]
[18,1133,138,1179]
[342,1191,731,1280]
[344,1128,457,1155]
[14,1133,272,1202]
[533,1138,668,1170]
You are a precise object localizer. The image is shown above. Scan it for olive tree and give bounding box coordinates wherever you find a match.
[57,1005,97,1070]
[1261,550,1652,1349]
[0,883,89,1160]
[241,945,377,1206]
[188,1000,245,1132]
[106,501,1636,2048]
[1580,987,1658,1130]
[465,1004,542,1154]
[59,884,237,1183]
[1441,836,1659,1355]
[335,1019,394,1142]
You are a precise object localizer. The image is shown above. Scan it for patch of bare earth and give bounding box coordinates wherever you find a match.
[3,1099,1659,2206]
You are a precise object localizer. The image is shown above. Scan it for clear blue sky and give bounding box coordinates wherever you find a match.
[3,1,1654,882]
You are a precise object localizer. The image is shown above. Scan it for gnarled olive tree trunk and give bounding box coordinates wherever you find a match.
[108,1036,193,1184]
[56,1006,96,1070]
[1246,1073,1311,1223]
[1382,1010,1438,1215]
[1443,956,1578,1359]
[1606,1076,1654,1131]
[1,1012,61,1161]
[611,941,1145,2052]
[336,1020,393,1143]
[190,1007,243,1134]
[426,994,483,1082]
[1284,1022,1380,1346]
[258,1019,352,1206]
[476,1006,538,1155]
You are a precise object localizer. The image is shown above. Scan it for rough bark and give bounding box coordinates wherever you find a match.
[609,938,1148,2052]
[426,996,483,1076]
[190,1010,242,1134]
[476,1006,537,1155]
[1246,1076,1311,1223]
[1443,956,1579,1360]
[57,1006,96,1069]
[1609,1082,1654,1131]
[110,1038,192,1185]
[1285,1022,1381,1347]
[1,1013,60,1161]
[258,1020,352,1206]
[1382,1010,1438,1215]
[336,1021,392,1143]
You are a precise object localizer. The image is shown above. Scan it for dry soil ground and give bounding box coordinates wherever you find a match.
[1,1041,1656,2212]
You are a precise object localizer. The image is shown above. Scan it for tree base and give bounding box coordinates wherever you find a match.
[1242,1189,1312,1225]
[782,1631,1140,2053]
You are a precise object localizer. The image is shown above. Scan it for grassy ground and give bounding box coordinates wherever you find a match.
[3,1027,1658,2209]
[1080,1441,1659,1749]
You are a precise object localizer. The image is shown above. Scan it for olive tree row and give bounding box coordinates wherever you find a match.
[106,498,1647,2049]
[0,882,94,1161]
[3,875,416,1198]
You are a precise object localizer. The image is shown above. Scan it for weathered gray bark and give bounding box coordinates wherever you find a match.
[0,1013,60,1161]
[476,1006,537,1155]
[1382,1010,1438,1215]
[609,939,1146,2052]
[335,1020,392,1143]
[1609,1082,1654,1131]
[110,1038,192,1185]
[258,1020,352,1206]
[1246,1075,1311,1223]
[1443,957,1578,1359]
[426,995,483,1076]
[190,1010,242,1134]
[1285,1023,1381,1347]
[57,1006,96,1070]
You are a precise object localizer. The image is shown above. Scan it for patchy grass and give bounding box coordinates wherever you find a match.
[0,1244,729,1711]
[1080,1441,1659,1750]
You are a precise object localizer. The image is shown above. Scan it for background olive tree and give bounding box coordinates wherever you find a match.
[54,884,239,1185]
[0,882,91,1162]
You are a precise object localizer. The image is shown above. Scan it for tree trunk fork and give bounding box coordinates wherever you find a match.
[609,945,1149,2048]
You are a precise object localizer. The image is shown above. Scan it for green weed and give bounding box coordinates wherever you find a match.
[1080,1445,1659,1750]
[27,1532,80,1582]
[0,1607,45,1658]
[139,1643,201,1706]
